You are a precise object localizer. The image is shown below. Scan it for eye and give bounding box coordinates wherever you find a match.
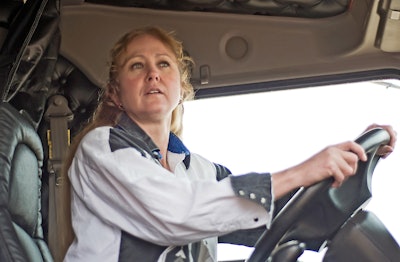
[159,61,170,68]
[129,62,143,70]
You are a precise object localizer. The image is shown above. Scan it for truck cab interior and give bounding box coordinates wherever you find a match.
[0,0,399,261]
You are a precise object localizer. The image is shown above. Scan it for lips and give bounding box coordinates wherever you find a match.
[147,90,161,94]
[145,86,163,95]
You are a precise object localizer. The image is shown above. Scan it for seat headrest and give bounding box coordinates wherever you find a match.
[50,56,101,135]
[0,102,43,236]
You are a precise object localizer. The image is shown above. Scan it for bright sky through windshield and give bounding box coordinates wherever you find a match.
[182,81,400,261]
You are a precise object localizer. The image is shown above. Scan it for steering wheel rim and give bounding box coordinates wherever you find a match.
[247,128,390,262]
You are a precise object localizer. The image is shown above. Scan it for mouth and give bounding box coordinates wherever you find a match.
[146,88,162,95]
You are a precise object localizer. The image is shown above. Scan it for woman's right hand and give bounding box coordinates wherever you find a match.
[272,141,367,200]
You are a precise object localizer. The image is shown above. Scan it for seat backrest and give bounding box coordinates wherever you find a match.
[0,102,53,262]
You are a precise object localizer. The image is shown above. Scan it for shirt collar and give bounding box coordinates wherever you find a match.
[117,113,191,168]
[168,132,190,155]
[168,132,191,169]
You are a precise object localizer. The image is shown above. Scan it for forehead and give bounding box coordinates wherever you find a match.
[125,34,175,57]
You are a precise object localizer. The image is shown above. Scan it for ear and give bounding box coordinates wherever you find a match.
[105,82,122,108]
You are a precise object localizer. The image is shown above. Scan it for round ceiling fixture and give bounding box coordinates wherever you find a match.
[225,36,249,60]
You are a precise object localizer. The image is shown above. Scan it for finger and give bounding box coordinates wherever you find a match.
[330,162,356,188]
[331,169,345,188]
[328,148,359,187]
[368,124,397,148]
[332,180,341,188]
[325,157,346,187]
[337,141,367,162]
[386,127,397,149]
[341,151,359,175]
[378,145,394,159]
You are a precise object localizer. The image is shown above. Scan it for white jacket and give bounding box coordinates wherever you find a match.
[65,113,273,262]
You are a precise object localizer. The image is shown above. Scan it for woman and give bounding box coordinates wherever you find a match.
[62,26,396,261]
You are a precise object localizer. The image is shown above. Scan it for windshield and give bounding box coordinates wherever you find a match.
[182,80,400,261]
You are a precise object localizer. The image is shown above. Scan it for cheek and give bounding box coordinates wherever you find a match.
[171,71,183,94]
[170,78,183,101]
[118,76,140,95]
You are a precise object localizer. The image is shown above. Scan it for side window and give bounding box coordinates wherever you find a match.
[182,80,400,261]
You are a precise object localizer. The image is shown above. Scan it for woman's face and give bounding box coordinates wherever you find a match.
[114,34,181,125]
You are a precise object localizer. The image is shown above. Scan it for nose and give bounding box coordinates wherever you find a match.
[147,67,160,82]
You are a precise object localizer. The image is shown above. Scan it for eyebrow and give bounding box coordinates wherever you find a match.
[121,53,174,67]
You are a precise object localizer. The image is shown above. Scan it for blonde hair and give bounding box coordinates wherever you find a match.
[58,26,195,259]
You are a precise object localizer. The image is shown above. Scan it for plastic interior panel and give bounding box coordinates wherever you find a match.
[59,0,381,90]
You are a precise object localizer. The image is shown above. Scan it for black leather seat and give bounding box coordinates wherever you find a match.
[0,102,53,262]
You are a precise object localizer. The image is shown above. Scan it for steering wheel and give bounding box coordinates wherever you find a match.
[247,128,391,262]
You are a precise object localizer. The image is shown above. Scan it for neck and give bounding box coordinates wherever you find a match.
[135,120,171,170]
